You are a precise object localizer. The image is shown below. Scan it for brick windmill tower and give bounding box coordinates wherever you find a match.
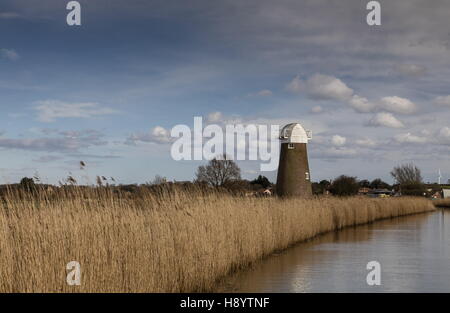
[276,123,313,197]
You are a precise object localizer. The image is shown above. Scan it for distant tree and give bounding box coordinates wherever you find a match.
[223,179,252,193]
[195,154,241,187]
[312,182,322,195]
[250,175,272,189]
[390,163,423,185]
[329,175,359,196]
[369,178,392,190]
[312,180,331,195]
[358,179,371,188]
[319,180,331,188]
[151,175,167,185]
[20,177,35,191]
[391,163,425,196]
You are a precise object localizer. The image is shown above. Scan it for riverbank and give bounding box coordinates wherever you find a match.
[0,187,435,292]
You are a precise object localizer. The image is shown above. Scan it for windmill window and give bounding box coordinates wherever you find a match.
[288,143,295,149]
[305,172,310,180]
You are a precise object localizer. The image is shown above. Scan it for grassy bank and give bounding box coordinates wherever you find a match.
[0,187,435,292]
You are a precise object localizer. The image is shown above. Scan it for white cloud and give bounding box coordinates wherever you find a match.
[305,74,353,101]
[369,112,405,128]
[348,95,376,113]
[150,126,172,143]
[434,95,450,106]
[127,126,173,145]
[355,138,377,147]
[380,96,417,114]
[0,129,106,152]
[286,76,419,117]
[313,147,358,159]
[34,100,118,122]
[394,133,428,144]
[438,127,450,140]
[0,48,19,61]
[331,135,346,146]
[285,75,303,93]
[311,105,323,113]
[394,64,426,77]
[287,74,379,114]
[206,111,223,123]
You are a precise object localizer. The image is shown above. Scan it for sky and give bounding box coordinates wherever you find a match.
[1,0,450,185]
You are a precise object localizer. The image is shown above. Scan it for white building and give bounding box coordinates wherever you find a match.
[443,189,450,198]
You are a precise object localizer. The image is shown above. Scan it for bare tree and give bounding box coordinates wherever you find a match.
[151,175,167,185]
[390,163,423,185]
[195,154,241,187]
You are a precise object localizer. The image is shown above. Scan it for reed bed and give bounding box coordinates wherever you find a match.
[433,199,450,208]
[0,186,435,292]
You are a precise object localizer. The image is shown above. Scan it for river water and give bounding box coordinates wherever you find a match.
[218,209,450,292]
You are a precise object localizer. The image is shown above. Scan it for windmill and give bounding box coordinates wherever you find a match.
[438,169,442,185]
[276,123,313,197]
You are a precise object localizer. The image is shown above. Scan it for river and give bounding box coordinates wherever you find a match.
[218,209,450,292]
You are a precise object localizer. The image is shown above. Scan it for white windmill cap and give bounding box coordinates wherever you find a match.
[279,123,312,143]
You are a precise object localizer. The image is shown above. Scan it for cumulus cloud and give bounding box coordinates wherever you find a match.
[34,100,118,122]
[368,112,405,128]
[348,95,376,113]
[311,105,323,113]
[355,138,377,147]
[439,127,450,137]
[285,75,303,93]
[127,126,173,145]
[434,95,450,106]
[379,96,417,114]
[287,74,381,114]
[304,74,353,101]
[206,111,223,123]
[394,133,428,144]
[438,127,450,142]
[0,48,19,61]
[394,64,427,77]
[151,126,172,143]
[331,135,346,146]
[0,129,107,152]
[286,74,420,117]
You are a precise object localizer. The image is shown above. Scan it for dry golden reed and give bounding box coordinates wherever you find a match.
[0,186,435,292]
[433,199,450,208]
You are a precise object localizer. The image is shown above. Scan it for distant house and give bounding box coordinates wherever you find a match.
[443,189,450,198]
[358,187,370,195]
[368,189,393,198]
[431,191,442,199]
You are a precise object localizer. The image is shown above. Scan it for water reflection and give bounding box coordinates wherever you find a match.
[218,210,450,292]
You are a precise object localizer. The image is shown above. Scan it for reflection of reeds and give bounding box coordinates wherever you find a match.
[0,186,435,292]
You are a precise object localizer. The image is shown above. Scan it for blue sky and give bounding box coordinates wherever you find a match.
[1,0,450,185]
